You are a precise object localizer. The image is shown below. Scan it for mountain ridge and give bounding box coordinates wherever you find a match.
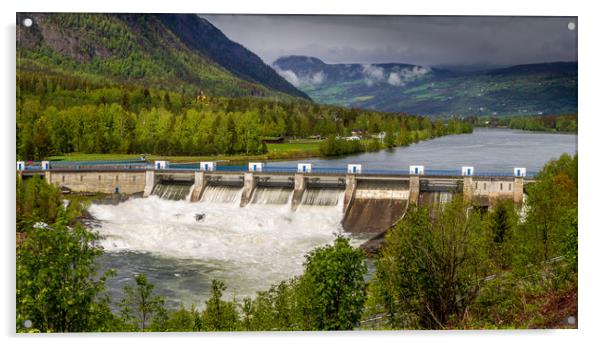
[16,13,309,100]
[273,55,577,116]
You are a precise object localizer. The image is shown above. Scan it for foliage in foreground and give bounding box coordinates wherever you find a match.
[369,198,490,328]
[366,154,578,329]
[16,212,114,332]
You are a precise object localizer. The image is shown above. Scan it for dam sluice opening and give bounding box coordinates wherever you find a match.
[301,188,344,207]
[200,185,243,203]
[251,187,293,205]
[151,180,193,201]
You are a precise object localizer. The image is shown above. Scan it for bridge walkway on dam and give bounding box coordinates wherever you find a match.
[18,160,536,178]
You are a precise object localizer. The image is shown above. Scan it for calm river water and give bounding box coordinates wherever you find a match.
[272,128,577,174]
[93,128,577,309]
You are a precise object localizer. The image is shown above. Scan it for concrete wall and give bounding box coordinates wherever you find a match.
[190,171,207,202]
[343,174,357,213]
[143,171,155,197]
[473,178,515,196]
[354,189,409,200]
[291,173,306,211]
[513,178,524,203]
[240,172,257,207]
[409,176,420,203]
[47,171,147,194]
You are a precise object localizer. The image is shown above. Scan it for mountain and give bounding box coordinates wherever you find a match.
[273,56,577,116]
[156,14,309,100]
[16,13,309,100]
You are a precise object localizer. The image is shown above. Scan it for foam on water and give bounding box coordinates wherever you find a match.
[89,195,348,304]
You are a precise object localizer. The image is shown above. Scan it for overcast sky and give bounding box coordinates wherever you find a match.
[201,15,577,68]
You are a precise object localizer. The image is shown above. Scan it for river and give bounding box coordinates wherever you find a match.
[272,128,577,173]
[91,128,577,309]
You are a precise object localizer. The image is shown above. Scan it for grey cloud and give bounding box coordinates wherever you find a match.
[201,15,577,67]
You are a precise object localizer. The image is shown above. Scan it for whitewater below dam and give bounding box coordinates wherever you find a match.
[90,187,367,308]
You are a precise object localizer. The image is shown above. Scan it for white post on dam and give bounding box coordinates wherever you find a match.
[297,163,312,173]
[514,167,526,177]
[200,162,216,171]
[154,161,169,170]
[248,162,264,172]
[462,166,474,176]
[347,164,362,174]
[409,165,424,175]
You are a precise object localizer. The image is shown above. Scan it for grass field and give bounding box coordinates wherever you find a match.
[48,140,323,163]
[266,140,321,153]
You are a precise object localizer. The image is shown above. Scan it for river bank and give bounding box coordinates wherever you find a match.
[46,128,471,164]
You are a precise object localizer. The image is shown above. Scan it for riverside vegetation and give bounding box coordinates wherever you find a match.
[17,71,472,162]
[473,114,577,133]
[16,154,577,332]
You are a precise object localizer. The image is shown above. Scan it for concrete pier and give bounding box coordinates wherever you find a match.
[240,172,256,207]
[190,171,207,202]
[409,175,420,204]
[343,174,357,213]
[463,176,474,201]
[143,170,155,197]
[513,177,524,203]
[291,173,306,211]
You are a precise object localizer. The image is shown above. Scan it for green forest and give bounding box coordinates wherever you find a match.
[17,71,472,161]
[473,114,577,133]
[16,154,577,332]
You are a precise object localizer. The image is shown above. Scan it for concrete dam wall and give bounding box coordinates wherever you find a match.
[37,169,528,236]
[342,179,410,234]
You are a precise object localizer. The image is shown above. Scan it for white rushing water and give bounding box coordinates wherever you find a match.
[151,182,193,201]
[301,188,344,206]
[89,191,349,305]
[251,187,292,204]
[199,185,243,203]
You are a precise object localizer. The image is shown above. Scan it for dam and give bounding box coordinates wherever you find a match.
[17,160,532,236]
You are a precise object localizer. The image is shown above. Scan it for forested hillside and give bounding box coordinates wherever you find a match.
[16,13,304,100]
[17,71,471,160]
